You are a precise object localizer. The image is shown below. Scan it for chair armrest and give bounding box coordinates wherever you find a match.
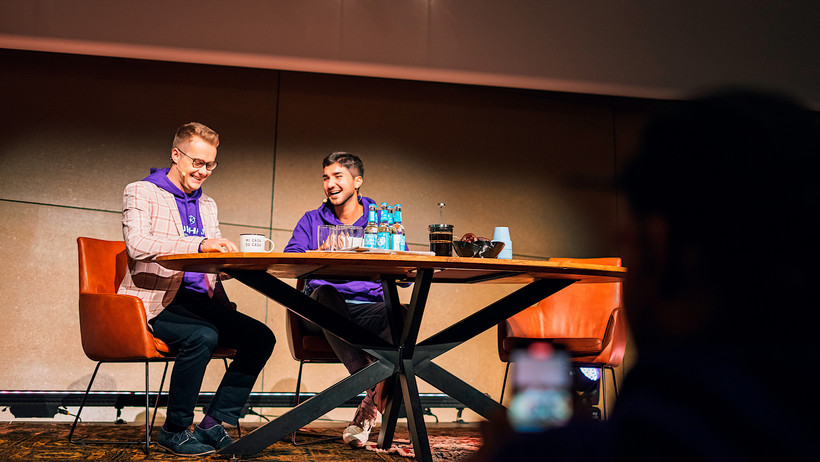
[598,307,627,367]
[78,293,166,361]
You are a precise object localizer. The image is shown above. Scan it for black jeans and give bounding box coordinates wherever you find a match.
[149,291,275,427]
[308,285,398,374]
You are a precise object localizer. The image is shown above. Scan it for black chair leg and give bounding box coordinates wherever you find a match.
[499,362,511,404]
[601,365,618,421]
[68,361,102,445]
[68,358,238,451]
[600,365,607,421]
[294,360,305,407]
[607,366,619,398]
[69,361,155,454]
[145,361,172,455]
[597,365,620,421]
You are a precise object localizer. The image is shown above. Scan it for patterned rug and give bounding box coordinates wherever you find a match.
[0,422,482,461]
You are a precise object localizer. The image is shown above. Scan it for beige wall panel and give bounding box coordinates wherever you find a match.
[0,203,135,390]
[0,51,277,229]
[1,52,279,397]
[273,72,619,258]
[0,205,274,396]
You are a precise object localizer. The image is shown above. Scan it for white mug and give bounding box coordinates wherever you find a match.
[240,234,275,252]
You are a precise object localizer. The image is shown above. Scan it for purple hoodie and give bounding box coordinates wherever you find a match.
[143,167,209,295]
[284,196,386,302]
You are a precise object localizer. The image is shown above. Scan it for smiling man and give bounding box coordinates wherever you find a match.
[284,152,401,449]
[118,122,275,456]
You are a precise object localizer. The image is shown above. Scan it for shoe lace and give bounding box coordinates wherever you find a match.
[173,429,196,444]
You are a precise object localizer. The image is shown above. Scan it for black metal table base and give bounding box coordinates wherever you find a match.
[218,268,574,462]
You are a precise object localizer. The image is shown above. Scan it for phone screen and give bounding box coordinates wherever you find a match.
[507,342,572,432]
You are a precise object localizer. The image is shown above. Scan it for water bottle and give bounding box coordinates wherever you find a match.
[377,202,391,250]
[364,204,379,248]
[391,204,405,251]
[387,205,395,249]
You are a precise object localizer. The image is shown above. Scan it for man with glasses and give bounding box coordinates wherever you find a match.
[118,122,275,456]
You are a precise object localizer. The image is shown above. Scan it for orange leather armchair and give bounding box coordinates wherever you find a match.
[71,237,237,453]
[498,257,626,419]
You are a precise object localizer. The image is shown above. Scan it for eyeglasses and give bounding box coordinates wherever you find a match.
[174,147,218,171]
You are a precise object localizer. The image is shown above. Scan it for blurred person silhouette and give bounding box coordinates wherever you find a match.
[473,89,819,461]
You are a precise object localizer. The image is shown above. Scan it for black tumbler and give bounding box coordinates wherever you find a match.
[428,224,454,256]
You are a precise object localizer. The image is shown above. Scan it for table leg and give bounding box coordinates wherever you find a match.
[381,279,403,345]
[218,359,394,457]
[221,269,576,460]
[376,376,403,448]
[415,359,505,420]
[400,268,434,355]
[376,269,433,455]
[226,269,390,349]
[419,278,575,348]
[399,358,433,462]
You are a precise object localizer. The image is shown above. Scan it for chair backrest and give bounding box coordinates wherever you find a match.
[78,237,128,295]
[76,237,168,361]
[285,279,339,362]
[499,257,626,366]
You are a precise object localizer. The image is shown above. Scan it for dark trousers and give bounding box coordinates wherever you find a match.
[149,291,275,428]
[309,285,397,374]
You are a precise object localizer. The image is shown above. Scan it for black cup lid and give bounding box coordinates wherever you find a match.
[428,224,454,232]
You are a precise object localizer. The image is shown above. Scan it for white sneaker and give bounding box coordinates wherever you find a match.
[342,418,374,448]
[342,396,377,449]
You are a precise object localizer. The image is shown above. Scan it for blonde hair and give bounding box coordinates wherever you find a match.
[173,122,219,148]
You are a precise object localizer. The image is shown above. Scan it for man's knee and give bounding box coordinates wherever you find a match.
[309,284,348,313]
[186,326,219,352]
[256,325,276,358]
[310,284,338,298]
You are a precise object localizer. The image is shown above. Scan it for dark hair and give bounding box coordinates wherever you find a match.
[323,152,364,178]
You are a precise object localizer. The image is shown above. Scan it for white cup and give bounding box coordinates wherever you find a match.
[493,226,511,242]
[493,227,513,259]
[240,234,275,252]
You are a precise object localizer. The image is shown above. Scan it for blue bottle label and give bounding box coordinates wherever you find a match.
[392,234,405,251]
[364,234,377,248]
[377,232,389,249]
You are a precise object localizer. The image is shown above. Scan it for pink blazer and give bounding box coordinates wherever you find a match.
[117,181,223,321]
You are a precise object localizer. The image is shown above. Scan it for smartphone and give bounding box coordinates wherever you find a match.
[507,342,572,432]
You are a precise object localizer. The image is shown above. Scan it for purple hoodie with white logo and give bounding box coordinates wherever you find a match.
[143,167,209,294]
[284,196,386,302]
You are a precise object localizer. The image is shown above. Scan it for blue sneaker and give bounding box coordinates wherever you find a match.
[194,423,234,451]
[156,427,215,456]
